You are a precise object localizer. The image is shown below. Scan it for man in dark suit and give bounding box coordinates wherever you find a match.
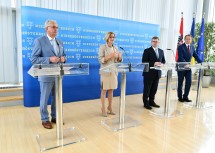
[31,19,66,129]
[142,36,166,110]
[177,34,201,102]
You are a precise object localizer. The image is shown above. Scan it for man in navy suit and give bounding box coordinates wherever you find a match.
[31,19,66,129]
[142,36,166,110]
[177,34,201,102]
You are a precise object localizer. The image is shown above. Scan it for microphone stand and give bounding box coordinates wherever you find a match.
[59,57,64,76]
[166,48,178,90]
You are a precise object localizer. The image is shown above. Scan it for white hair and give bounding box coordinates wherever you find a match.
[44,19,57,28]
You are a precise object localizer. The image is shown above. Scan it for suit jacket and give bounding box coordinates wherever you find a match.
[177,43,201,63]
[31,35,66,82]
[142,46,166,79]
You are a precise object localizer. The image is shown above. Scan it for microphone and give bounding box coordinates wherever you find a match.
[38,64,42,69]
[79,63,83,68]
[119,47,132,72]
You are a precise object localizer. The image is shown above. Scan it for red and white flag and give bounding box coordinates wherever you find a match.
[175,12,184,62]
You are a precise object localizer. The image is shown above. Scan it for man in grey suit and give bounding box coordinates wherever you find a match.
[31,19,66,129]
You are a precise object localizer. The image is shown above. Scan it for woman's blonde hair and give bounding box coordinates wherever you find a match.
[104,32,115,43]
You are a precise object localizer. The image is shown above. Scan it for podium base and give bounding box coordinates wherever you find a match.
[36,127,85,152]
[184,102,213,109]
[101,116,141,132]
[150,108,183,118]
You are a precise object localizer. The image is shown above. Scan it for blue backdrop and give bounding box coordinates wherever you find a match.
[21,6,160,107]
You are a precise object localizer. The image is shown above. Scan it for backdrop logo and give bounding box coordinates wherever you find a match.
[76,54,81,60]
[96,35,101,41]
[76,40,81,47]
[27,37,33,45]
[76,27,82,33]
[26,21,33,29]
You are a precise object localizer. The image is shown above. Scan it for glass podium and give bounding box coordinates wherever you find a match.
[100,63,149,131]
[178,62,214,109]
[150,63,183,118]
[28,63,89,152]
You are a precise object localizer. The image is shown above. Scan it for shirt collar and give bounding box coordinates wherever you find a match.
[185,43,190,47]
[106,43,113,48]
[152,47,157,50]
[47,34,55,41]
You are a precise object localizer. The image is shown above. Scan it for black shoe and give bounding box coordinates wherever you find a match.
[144,105,152,110]
[149,102,160,108]
[183,98,192,102]
[51,118,56,123]
[51,118,65,125]
[178,98,184,102]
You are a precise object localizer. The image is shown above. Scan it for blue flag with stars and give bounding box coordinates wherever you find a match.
[196,18,204,61]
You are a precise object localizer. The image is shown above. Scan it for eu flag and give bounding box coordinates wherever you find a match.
[196,18,204,61]
[190,15,195,65]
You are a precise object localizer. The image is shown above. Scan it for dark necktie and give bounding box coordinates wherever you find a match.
[187,45,190,54]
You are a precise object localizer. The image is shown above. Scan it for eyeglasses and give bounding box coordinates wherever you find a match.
[152,41,159,43]
[48,26,59,29]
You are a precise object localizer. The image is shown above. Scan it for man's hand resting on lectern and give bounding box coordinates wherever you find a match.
[154,62,162,67]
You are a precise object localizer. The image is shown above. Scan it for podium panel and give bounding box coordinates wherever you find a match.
[28,63,89,151]
[100,63,149,131]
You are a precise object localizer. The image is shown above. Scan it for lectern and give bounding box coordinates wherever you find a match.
[179,62,214,109]
[150,63,183,117]
[100,63,149,131]
[28,63,89,152]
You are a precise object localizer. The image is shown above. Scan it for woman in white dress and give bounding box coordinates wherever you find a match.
[98,32,122,117]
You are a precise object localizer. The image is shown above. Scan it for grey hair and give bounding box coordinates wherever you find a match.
[44,19,57,28]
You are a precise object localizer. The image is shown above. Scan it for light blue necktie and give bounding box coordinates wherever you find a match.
[155,48,159,58]
[51,39,58,55]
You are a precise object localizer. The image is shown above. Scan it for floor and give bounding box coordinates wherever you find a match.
[0,87,215,153]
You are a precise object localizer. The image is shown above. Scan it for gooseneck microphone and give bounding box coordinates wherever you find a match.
[167,48,178,71]
[166,48,176,60]
[120,47,132,72]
